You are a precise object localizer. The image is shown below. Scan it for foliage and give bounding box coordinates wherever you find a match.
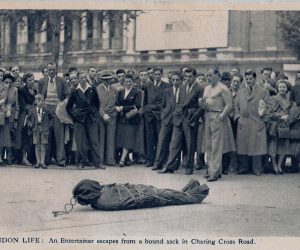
[278,11,300,59]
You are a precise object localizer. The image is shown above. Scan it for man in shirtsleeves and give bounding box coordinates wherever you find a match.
[201,68,235,182]
[38,62,69,167]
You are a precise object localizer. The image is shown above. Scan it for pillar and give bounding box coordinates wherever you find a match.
[80,11,87,50]
[40,19,47,53]
[102,17,110,50]
[122,13,127,51]
[126,14,135,53]
[4,18,10,55]
[17,16,28,54]
[92,11,100,49]
[72,16,80,51]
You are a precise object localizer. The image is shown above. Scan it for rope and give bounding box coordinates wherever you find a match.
[52,197,77,217]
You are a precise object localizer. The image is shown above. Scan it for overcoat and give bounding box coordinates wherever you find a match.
[234,84,270,155]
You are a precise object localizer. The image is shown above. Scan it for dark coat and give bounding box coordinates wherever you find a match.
[66,86,100,124]
[161,87,177,126]
[18,85,36,113]
[38,76,68,101]
[173,83,203,127]
[116,87,142,125]
[144,81,169,121]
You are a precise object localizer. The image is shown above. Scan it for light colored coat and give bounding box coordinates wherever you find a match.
[234,84,270,155]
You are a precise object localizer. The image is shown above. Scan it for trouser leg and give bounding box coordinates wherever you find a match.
[165,125,183,171]
[145,119,156,164]
[86,120,102,165]
[154,124,172,168]
[106,118,116,165]
[53,115,65,165]
[35,144,41,165]
[182,120,197,170]
[207,115,224,178]
[252,155,263,175]
[74,122,88,163]
[40,144,46,165]
[99,119,106,163]
[238,154,250,173]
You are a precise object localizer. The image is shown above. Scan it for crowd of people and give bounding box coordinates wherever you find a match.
[1,63,300,182]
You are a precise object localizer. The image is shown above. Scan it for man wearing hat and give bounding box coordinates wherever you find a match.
[96,70,120,166]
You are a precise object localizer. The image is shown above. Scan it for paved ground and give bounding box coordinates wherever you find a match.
[0,164,300,249]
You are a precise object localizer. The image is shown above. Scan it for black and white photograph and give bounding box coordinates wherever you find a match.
[0,1,300,249]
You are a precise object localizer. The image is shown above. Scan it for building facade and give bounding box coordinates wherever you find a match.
[0,10,298,76]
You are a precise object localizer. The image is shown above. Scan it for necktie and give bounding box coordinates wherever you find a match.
[175,87,179,103]
[249,86,253,95]
[186,84,191,94]
[50,77,54,84]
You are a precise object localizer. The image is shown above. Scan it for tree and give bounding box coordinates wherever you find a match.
[278,11,300,59]
[0,10,140,71]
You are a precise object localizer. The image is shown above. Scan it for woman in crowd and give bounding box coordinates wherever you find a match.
[16,73,37,165]
[267,80,293,174]
[116,74,142,167]
[0,73,19,165]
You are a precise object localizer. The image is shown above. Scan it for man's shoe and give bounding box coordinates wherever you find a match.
[185,169,193,175]
[95,163,105,169]
[237,170,249,175]
[207,176,218,182]
[195,165,204,170]
[41,164,48,169]
[158,168,174,174]
[152,166,162,171]
[203,173,210,178]
[58,163,66,168]
[222,170,228,175]
[22,158,31,166]
[34,164,40,169]
[145,161,153,168]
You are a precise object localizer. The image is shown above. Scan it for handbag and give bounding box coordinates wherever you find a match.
[277,120,290,139]
[267,121,278,137]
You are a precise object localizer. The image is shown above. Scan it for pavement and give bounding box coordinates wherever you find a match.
[0,164,300,249]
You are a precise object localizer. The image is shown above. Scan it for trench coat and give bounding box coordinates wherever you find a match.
[234,84,270,155]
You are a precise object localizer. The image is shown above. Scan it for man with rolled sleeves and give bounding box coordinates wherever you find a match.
[96,71,118,166]
[234,69,270,176]
[38,62,69,167]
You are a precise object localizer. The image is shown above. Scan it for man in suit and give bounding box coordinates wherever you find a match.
[144,68,169,167]
[159,67,203,175]
[38,62,69,167]
[96,70,118,166]
[234,69,270,175]
[152,71,182,170]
